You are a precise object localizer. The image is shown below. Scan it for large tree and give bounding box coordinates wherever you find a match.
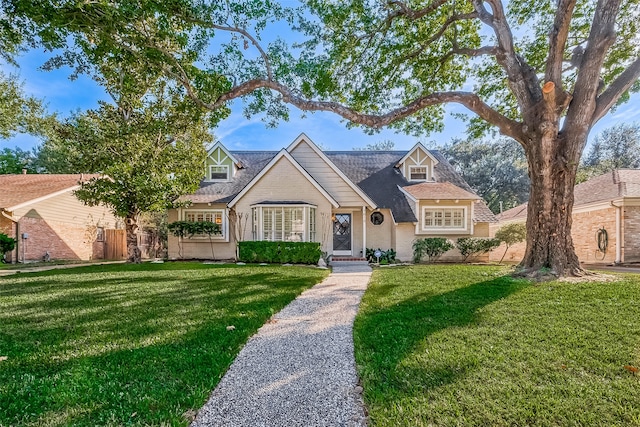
[48,82,212,263]
[5,0,640,276]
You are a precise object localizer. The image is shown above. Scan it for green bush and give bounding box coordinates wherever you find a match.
[412,238,454,263]
[456,237,502,261]
[365,247,397,264]
[0,233,16,262]
[238,241,322,264]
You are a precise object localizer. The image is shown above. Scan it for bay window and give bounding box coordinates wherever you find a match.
[252,204,317,242]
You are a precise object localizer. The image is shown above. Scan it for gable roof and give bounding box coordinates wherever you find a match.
[228,149,339,208]
[287,133,377,208]
[497,169,640,222]
[207,141,239,166]
[0,174,98,211]
[181,142,496,224]
[396,142,439,167]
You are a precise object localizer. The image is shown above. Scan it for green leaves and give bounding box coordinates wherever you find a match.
[47,81,211,218]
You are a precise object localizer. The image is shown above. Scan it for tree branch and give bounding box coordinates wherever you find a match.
[592,56,640,124]
[194,78,525,142]
[545,0,577,86]
[471,0,539,110]
[385,0,448,22]
[209,23,273,81]
[565,0,621,132]
[397,13,478,63]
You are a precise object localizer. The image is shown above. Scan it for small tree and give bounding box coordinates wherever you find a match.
[49,82,212,263]
[412,238,454,263]
[456,237,502,262]
[495,223,527,264]
[0,233,16,263]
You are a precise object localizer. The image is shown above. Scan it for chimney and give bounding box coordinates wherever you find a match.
[22,169,27,175]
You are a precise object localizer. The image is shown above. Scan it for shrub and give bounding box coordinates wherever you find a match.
[0,233,16,263]
[238,241,322,264]
[365,247,397,264]
[495,223,527,263]
[456,237,502,261]
[412,238,454,263]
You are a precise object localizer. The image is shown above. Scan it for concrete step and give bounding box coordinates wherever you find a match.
[329,257,370,266]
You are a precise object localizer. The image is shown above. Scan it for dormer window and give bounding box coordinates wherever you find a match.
[409,166,428,181]
[209,165,229,181]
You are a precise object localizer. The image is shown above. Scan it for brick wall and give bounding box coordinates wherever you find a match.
[571,207,617,264]
[624,206,640,263]
[18,216,104,261]
[490,207,618,264]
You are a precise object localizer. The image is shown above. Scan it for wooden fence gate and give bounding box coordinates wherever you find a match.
[104,229,126,260]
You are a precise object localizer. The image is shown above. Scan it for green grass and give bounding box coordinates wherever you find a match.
[354,265,640,426]
[0,262,328,426]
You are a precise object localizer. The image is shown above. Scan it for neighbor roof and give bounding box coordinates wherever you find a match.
[0,174,97,211]
[183,148,497,223]
[497,169,640,222]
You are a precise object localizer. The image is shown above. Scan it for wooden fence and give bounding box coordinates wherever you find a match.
[104,229,126,260]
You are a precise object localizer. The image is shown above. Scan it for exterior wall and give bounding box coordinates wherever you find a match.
[233,156,334,253]
[365,208,393,251]
[394,222,417,262]
[289,140,368,206]
[489,220,527,263]
[624,206,640,263]
[167,203,237,260]
[8,191,117,262]
[415,200,475,236]
[572,207,618,264]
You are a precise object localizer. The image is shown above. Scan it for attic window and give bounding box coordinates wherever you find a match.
[409,166,428,181]
[209,165,229,181]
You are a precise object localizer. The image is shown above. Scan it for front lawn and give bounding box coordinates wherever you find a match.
[0,263,328,426]
[355,265,640,426]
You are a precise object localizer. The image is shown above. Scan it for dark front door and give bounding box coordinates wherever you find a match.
[333,213,352,255]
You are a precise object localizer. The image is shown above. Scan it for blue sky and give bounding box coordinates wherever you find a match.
[2,45,639,153]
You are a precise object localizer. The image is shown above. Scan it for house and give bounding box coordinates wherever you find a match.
[0,174,121,262]
[491,169,640,264]
[167,134,496,262]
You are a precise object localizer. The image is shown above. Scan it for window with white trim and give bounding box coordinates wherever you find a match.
[422,207,466,230]
[409,166,428,181]
[252,205,317,242]
[209,165,229,181]
[184,209,226,239]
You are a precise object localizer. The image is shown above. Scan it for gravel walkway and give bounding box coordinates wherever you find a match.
[191,265,372,427]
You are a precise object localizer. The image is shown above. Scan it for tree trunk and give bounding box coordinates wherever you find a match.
[125,214,142,264]
[519,133,584,278]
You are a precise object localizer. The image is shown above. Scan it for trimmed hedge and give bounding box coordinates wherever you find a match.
[238,241,322,264]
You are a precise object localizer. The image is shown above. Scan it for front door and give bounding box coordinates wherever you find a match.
[333,213,352,256]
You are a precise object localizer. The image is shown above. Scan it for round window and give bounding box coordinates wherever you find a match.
[370,212,384,225]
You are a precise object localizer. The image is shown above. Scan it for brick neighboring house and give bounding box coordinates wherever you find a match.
[0,174,121,263]
[491,169,640,264]
[168,134,497,262]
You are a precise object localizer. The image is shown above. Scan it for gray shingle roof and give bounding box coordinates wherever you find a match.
[183,149,496,223]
